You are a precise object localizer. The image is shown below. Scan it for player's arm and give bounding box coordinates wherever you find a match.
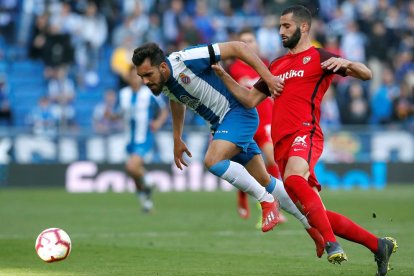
[170,100,192,170]
[321,57,372,80]
[217,41,283,96]
[212,63,266,108]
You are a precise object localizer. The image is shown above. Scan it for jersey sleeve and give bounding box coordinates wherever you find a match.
[317,48,347,76]
[179,43,221,74]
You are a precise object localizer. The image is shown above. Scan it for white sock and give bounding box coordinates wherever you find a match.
[271,178,310,228]
[221,161,273,202]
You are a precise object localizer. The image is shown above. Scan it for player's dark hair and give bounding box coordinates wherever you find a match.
[132,42,165,67]
[282,5,312,28]
[238,26,255,37]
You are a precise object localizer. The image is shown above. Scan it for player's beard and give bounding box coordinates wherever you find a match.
[148,70,166,96]
[282,26,301,49]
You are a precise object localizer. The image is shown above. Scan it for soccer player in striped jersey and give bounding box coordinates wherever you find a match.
[119,66,168,213]
[212,5,397,275]
[131,41,284,232]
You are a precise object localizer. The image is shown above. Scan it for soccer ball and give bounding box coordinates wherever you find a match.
[35,228,71,262]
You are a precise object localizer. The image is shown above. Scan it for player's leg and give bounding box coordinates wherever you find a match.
[204,139,278,232]
[283,156,346,263]
[259,141,287,222]
[260,141,281,179]
[125,154,153,213]
[244,154,324,257]
[318,186,398,274]
[237,190,249,219]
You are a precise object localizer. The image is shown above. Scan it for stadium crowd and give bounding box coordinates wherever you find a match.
[0,0,413,133]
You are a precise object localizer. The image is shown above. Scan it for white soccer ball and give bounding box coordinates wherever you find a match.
[35,228,72,262]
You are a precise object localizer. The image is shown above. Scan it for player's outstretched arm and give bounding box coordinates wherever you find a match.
[321,57,372,80]
[170,100,192,170]
[217,41,281,96]
[212,63,266,109]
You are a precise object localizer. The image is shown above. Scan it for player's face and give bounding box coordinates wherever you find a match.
[279,14,302,49]
[135,58,166,96]
[239,33,259,54]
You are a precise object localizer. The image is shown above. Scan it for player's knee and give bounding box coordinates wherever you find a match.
[284,169,308,180]
[204,155,219,169]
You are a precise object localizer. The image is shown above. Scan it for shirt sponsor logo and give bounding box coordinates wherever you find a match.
[303,56,311,64]
[179,72,191,84]
[179,95,200,110]
[277,70,304,81]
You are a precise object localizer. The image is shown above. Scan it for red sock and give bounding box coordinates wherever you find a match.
[266,164,281,179]
[284,175,336,243]
[326,210,379,253]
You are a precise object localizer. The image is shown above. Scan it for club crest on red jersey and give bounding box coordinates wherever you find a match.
[179,72,191,84]
[303,56,311,64]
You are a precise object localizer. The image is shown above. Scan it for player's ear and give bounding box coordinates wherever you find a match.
[159,62,168,73]
[301,22,309,33]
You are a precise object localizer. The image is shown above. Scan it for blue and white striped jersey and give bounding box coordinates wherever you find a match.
[162,43,242,131]
[119,85,165,145]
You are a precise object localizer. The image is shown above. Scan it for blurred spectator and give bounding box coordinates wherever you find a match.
[393,78,414,131]
[92,89,123,134]
[370,66,400,125]
[111,33,135,89]
[365,20,394,92]
[163,0,188,46]
[321,86,341,130]
[47,66,76,130]
[128,1,150,46]
[28,13,49,60]
[0,75,12,126]
[0,0,18,44]
[256,15,283,61]
[342,81,370,125]
[193,0,215,43]
[49,2,81,36]
[27,96,58,136]
[394,50,414,83]
[340,21,366,63]
[144,13,164,50]
[76,1,108,87]
[42,25,75,79]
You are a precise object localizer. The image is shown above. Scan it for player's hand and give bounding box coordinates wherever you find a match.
[321,57,351,72]
[211,62,226,77]
[173,138,192,170]
[150,120,162,132]
[265,76,284,98]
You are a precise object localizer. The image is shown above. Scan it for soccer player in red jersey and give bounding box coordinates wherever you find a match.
[228,27,286,223]
[213,5,397,275]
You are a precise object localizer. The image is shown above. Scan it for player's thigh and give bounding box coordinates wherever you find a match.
[126,154,145,172]
[284,156,310,180]
[260,142,276,166]
[244,154,270,186]
[204,139,241,167]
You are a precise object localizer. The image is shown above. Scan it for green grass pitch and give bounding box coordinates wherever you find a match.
[0,186,413,275]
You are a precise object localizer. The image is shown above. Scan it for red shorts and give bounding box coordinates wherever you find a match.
[253,123,272,148]
[274,130,323,191]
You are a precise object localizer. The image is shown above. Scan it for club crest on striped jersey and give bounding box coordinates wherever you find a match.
[179,72,191,84]
[303,56,311,64]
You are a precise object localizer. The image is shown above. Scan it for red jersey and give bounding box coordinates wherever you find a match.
[254,47,346,144]
[228,59,273,126]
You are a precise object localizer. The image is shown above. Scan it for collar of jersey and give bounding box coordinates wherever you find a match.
[165,57,175,87]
